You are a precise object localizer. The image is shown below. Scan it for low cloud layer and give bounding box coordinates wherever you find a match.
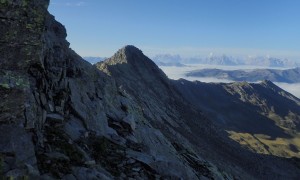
[159,65,300,98]
[274,83,300,98]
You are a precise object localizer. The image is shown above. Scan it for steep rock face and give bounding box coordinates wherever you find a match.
[1,0,158,179]
[0,0,50,177]
[174,79,300,157]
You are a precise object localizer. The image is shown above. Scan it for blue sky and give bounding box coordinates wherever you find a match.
[49,0,300,60]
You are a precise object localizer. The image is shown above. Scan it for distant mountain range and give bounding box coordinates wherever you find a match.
[186,67,300,83]
[202,54,299,67]
[84,54,300,68]
[152,54,186,67]
[152,54,300,68]
[83,56,106,64]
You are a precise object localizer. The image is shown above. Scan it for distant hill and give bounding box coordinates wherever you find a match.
[155,61,186,67]
[186,67,300,83]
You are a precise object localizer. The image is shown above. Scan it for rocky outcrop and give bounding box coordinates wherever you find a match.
[1,0,300,179]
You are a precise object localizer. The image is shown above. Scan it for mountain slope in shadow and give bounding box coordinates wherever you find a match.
[174,79,300,157]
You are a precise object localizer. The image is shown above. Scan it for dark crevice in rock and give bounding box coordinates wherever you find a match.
[78,135,158,178]
[171,142,216,179]
[37,125,84,178]
[107,116,132,137]
[120,103,128,112]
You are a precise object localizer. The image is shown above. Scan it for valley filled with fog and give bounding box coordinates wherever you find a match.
[159,64,300,98]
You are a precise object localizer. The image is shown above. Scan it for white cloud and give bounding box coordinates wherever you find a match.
[75,2,86,6]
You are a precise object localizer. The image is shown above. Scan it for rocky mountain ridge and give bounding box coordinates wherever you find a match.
[0,0,300,179]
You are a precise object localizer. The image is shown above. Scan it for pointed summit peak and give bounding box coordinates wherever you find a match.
[111,45,145,63]
[96,45,169,82]
[121,45,142,54]
[101,45,153,67]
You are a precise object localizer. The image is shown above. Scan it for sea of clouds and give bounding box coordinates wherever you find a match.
[159,64,300,98]
[274,83,300,98]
